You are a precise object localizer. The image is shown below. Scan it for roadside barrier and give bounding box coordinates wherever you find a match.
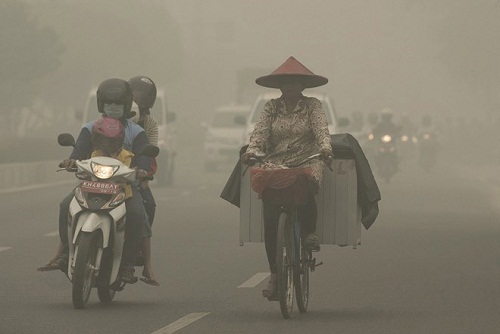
[0,160,74,193]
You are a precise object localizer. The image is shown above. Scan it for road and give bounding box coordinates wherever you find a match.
[0,146,499,334]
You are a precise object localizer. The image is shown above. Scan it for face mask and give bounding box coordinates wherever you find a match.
[103,103,125,119]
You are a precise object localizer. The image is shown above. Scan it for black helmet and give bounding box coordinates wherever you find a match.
[128,76,157,110]
[96,78,133,115]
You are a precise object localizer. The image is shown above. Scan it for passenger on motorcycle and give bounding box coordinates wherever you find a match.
[128,75,160,286]
[372,108,401,170]
[240,56,333,299]
[38,78,153,284]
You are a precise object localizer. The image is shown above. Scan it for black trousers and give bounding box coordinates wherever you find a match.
[140,186,156,226]
[262,184,318,273]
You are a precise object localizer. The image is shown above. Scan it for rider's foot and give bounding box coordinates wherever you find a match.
[140,268,160,286]
[119,266,138,284]
[37,254,68,272]
[305,233,320,251]
[262,273,278,301]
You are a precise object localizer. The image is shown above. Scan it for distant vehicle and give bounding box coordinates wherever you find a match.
[82,88,177,186]
[202,104,250,171]
[241,91,349,145]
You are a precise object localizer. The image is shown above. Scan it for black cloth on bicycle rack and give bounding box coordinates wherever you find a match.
[220,133,381,229]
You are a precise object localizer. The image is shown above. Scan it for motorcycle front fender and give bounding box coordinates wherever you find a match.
[72,212,112,248]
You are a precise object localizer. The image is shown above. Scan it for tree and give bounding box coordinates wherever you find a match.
[0,1,63,112]
[31,0,184,110]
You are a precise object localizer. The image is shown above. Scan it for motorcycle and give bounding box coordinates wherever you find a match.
[417,131,438,171]
[374,133,399,183]
[57,133,158,309]
[398,133,418,164]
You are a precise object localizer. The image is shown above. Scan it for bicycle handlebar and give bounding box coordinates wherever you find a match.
[247,152,332,171]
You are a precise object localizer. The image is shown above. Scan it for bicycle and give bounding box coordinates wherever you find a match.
[247,153,330,319]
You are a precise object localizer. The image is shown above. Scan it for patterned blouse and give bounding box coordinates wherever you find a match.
[246,94,332,184]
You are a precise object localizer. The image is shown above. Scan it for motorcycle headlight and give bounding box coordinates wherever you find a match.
[381,135,392,143]
[91,162,119,180]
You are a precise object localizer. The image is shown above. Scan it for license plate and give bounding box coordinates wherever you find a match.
[80,180,120,194]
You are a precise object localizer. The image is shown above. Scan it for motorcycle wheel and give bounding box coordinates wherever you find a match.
[97,249,116,304]
[72,231,99,309]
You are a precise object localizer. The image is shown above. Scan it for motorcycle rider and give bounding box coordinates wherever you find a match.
[39,78,152,284]
[372,108,401,173]
[128,75,160,286]
[372,108,400,139]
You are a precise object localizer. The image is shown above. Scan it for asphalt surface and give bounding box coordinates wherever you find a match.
[0,144,499,334]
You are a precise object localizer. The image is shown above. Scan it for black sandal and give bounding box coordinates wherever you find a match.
[119,267,138,284]
[37,255,67,272]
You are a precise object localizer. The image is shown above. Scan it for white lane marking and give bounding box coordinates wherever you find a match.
[44,231,59,237]
[0,247,12,253]
[151,312,210,334]
[238,272,270,288]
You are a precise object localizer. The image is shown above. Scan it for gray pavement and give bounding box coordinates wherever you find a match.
[0,147,499,333]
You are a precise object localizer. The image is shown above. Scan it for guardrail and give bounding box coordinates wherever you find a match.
[0,160,74,193]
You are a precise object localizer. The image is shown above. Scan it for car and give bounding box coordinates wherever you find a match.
[241,91,349,145]
[82,88,177,186]
[202,104,250,171]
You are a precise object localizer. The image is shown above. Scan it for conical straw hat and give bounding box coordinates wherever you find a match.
[255,56,328,88]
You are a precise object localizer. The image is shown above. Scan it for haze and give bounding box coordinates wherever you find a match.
[1,1,499,333]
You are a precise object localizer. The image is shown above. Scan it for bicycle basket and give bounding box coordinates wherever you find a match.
[251,166,313,206]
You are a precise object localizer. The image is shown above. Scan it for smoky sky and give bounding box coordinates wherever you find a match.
[23,0,500,128]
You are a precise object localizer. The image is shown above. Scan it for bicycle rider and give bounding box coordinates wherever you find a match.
[240,56,333,299]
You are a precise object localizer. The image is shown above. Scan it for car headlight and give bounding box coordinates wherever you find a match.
[381,135,392,143]
[368,133,374,141]
[91,162,119,180]
[401,135,409,142]
[423,133,431,140]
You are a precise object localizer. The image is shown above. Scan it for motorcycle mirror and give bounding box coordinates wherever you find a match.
[58,133,76,147]
[140,144,160,158]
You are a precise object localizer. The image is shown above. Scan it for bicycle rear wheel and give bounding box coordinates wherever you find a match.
[295,243,310,313]
[276,211,294,319]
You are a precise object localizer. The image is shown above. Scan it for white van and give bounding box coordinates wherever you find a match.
[241,91,348,145]
[202,104,250,171]
[82,88,177,186]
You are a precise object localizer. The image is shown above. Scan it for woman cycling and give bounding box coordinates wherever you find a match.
[240,56,333,299]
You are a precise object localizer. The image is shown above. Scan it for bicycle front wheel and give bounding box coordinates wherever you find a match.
[276,211,294,319]
[295,244,310,313]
